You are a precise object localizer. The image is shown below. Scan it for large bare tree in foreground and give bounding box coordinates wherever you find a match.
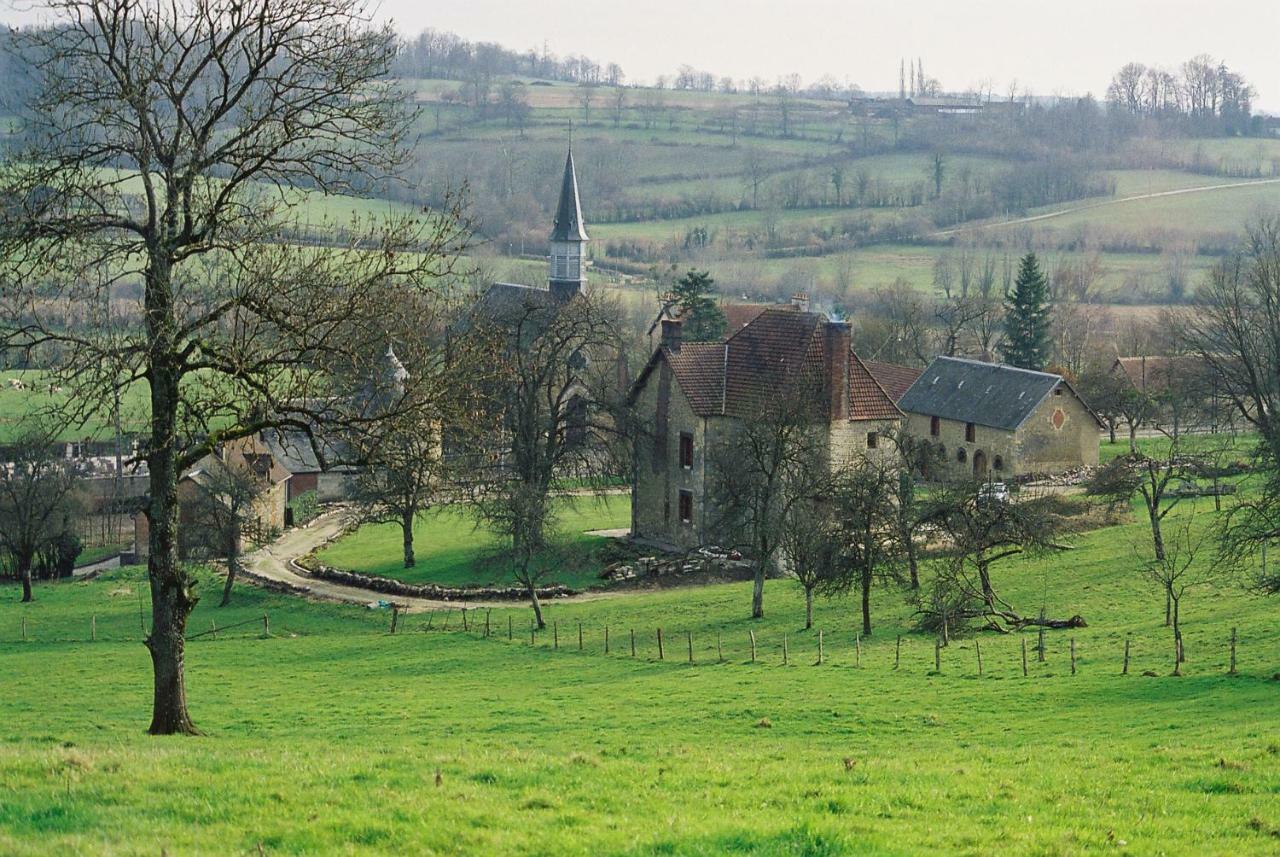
[0,0,468,734]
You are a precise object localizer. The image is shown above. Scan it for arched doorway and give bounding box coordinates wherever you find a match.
[973,450,989,479]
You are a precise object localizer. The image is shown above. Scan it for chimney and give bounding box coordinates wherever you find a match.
[661,318,683,353]
[791,291,810,312]
[824,320,851,420]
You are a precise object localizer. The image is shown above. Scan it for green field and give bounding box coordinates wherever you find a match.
[3,474,1280,853]
[316,494,630,589]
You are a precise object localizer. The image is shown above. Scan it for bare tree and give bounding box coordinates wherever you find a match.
[0,0,469,734]
[1140,511,1215,674]
[182,450,276,607]
[463,289,622,628]
[0,427,85,602]
[708,382,828,620]
[818,456,903,636]
[779,491,839,630]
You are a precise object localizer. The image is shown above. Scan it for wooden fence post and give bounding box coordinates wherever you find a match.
[390,605,399,635]
[91,615,96,642]
[657,628,664,660]
[783,633,789,666]
[1123,637,1130,675]
[553,621,559,650]
[975,638,983,676]
[855,633,861,668]
[817,630,824,666]
[485,609,491,638]
[605,626,610,654]
[749,630,757,663]
[462,608,469,632]
[578,621,583,651]
[1229,627,1238,675]
[630,628,636,657]
[1070,637,1076,675]
[1021,638,1028,676]
[1037,628,1046,662]
[717,631,723,663]
[262,613,270,637]
[687,631,693,663]
[894,635,901,670]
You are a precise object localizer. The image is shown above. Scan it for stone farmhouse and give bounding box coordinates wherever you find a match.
[898,356,1102,480]
[628,310,901,550]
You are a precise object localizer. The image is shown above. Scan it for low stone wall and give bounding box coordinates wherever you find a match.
[305,563,578,602]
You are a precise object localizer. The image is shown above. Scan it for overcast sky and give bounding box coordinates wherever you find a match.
[385,0,1280,112]
[5,0,1278,111]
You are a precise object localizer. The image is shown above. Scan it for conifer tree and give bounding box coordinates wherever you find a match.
[999,252,1052,370]
[672,270,727,342]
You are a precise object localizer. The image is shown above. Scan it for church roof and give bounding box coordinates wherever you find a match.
[550,148,589,242]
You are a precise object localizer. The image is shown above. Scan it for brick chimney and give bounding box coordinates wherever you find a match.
[791,291,810,312]
[661,318,683,353]
[823,320,851,420]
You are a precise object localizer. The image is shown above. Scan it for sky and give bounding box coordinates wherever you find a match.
[4,0,1278,111]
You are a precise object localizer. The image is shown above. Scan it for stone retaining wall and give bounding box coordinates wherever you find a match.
[306,564,578,602]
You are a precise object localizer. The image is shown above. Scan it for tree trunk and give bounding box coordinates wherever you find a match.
[401,511,415,569]
[526,580,545,630]
[18,555,33,603]
[1128,422,1138,453]
[977,560,997,611]
[860,565,872,636]
[906,538,920,590]
[219,520,240,607]
[751,560,765,619]
[1108,420,1117,444]
[804,586,813,630]
[143,350,200,735]
[1172,595,1184,667]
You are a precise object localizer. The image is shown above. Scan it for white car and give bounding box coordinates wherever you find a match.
[977,482,1010,505]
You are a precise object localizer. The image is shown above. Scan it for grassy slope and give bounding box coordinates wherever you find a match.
[2,485,1280,854]
[316,494,630,589]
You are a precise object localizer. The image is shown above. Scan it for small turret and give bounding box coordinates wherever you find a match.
[549,147,588,301]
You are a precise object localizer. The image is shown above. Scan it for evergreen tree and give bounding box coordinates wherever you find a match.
[999,253,1052,370]
[672,270,727,342]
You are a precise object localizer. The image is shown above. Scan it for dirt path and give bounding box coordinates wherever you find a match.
[932,176,1280,238]
[242,508,626,612]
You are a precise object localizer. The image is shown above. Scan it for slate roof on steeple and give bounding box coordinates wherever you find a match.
[550,148,589,242]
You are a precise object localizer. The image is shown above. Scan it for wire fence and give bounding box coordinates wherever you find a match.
[7,600,1276,681]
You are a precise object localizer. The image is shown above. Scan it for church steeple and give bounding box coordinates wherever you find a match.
[549,147,588,300]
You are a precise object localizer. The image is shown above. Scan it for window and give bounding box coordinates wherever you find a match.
[678,490,693,524]
[930,415,941,437]
[566,395,587,446]
[663,498,670,522]
[993,455,1004,472]
[957,448,967,464]
[965,422,976,442]
[679,433,694,468]
[866,431,878,449]
[1054,387,1063,396]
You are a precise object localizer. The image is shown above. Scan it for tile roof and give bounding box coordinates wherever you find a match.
[864,360,924,402]
[899,356,1068,431]
[849,353,905,420]
[631,308,901,423]
[1113,356,1202,393]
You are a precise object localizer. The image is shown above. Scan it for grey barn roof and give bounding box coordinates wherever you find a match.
[550,148,589,242]
[898,356,1064,431]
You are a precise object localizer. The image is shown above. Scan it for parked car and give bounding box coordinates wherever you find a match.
[977,482,1010,505]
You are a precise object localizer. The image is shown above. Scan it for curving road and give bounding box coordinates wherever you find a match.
[242,508,623,612]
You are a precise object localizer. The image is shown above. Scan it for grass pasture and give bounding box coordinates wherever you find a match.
[3,478,1280,854]
[316,493,630,589]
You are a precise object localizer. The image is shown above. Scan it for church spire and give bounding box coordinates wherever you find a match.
[548,146,588,299]
[550,147,589,243]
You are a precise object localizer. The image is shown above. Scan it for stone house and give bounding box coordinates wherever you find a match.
[628,308,902,551]
[898,356,1102,480]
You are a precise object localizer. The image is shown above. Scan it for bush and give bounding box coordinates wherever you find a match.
[289,490,320,526]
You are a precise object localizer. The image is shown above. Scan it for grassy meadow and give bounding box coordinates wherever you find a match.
[316,493,631,589]
[2,469,1280,854]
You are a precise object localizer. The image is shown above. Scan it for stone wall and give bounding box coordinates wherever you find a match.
[631,356,708,550]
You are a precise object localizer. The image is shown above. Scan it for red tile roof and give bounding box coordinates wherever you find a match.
[864,360,924,402]
[1113,356,1202,393]
[631,308,901,423]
